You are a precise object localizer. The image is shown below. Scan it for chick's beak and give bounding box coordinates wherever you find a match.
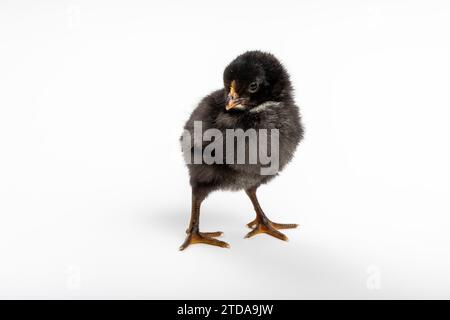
[226,80,240,111]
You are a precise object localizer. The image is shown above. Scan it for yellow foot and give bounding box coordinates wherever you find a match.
[179,231,230,251]
[245,219,298,241]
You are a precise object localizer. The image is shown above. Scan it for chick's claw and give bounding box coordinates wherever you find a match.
[270,222,298,230]
[198,231,223,237]
[179,232,230,251]
[245,219,298,241]
[185,230,223,237]
[246,219,258,229]
[246,218,298,230]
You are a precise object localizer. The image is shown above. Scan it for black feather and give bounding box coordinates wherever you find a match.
[181,51,304,195]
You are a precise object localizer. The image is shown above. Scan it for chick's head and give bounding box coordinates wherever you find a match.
[223,51,291,112]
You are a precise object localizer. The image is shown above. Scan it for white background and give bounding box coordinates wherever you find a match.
[1,0,450,299]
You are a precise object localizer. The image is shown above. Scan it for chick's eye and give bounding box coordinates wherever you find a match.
[248,82,258,93]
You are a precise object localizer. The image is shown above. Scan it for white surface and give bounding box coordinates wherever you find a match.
[1,0,450,299]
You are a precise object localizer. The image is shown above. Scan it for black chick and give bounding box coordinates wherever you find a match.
[180,51,303,250]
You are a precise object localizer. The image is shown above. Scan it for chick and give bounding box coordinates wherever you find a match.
[180,51,303,250]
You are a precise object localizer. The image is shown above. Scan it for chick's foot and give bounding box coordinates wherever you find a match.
[245,218,298,241]
[179,231,230,251]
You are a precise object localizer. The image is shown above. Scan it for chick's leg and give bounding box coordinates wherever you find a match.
[245,187,298,241]
[179,188,230,251]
